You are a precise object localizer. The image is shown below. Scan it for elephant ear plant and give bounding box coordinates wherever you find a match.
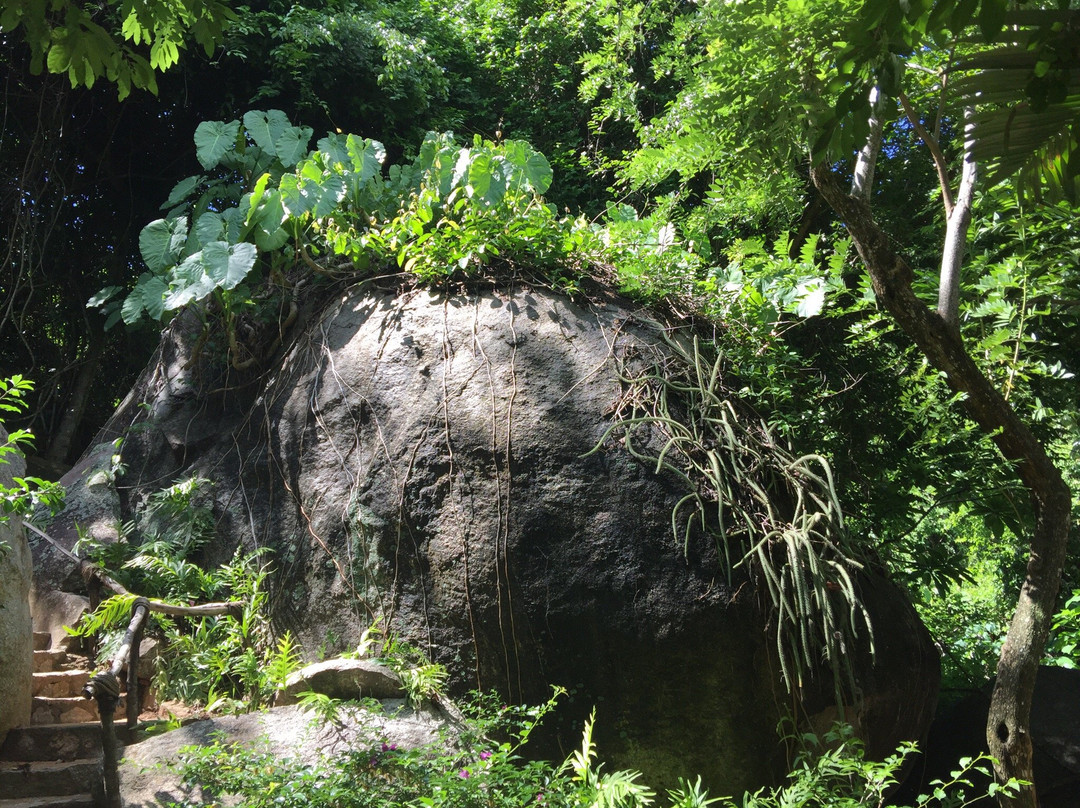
[90,112,586,372]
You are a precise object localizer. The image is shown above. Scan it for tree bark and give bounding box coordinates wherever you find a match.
[850,86,884,202]
[44,333,105,466]
[811,163,1071,808]
[937,108,977,330]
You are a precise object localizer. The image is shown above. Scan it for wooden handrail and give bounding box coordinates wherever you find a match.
[23,523,248,808]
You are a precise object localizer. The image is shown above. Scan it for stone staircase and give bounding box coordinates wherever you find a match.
[0,632,111,808]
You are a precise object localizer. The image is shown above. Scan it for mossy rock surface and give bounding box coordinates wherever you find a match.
[42,281,938,795]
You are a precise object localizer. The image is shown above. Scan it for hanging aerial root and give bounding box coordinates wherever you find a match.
[587,332,873,705]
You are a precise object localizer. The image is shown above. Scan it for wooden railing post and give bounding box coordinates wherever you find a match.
[82,596,149,808]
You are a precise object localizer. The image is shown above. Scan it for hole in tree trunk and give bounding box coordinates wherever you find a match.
[996,722,1010,743]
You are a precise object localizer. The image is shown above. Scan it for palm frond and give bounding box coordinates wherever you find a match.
[951,9,1080,202]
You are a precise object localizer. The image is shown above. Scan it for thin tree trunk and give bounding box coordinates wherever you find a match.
[850,86,884,202]
[811,163,1071,808]
[44,334,104,466]
[937,108,977,330]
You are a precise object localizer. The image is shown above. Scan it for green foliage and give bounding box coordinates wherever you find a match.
[72,476,300,711]
[576,0,856,208]
[146,549,295,711]
[0,0,235,98]
[93,113,585,361]
[737,723,1024,808]
[167,689,572,808]
[1047,588,1080,670]
[829,0,1080,201]
[711,234,851,324]
[0,377,66,537]
[162,697,1018,808]
[565,708,656,807]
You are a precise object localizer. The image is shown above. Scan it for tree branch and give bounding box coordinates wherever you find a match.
[851,86,885,202]
[898,89,955,217]
[812,162,1071,808]
[937,107,978,330]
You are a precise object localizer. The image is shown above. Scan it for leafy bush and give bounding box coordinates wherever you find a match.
[91,112,588,348]
[1047,587,1080,669]
[0,376,66,543]
[72,476,300,711]
[162,692,1020,808]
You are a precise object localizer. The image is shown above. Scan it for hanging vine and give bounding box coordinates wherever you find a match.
[589,329,873,705]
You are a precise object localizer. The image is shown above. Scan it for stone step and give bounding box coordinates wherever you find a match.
[32,632,52,652]
[33,671,91,700]
[0,724,102,763]
[33,650,70,674]
[0,758,101,800]
[30,696,128,727]
[0,795,95,808]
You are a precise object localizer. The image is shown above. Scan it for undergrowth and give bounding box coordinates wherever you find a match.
[71,475,301,712]
[162,690,1021,808]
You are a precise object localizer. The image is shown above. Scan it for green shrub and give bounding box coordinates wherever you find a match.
[162,695,1021,808]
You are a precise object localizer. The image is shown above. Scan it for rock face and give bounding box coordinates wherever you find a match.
[39,281,939,794]
[0,426,33,742]
[119,701,454,807]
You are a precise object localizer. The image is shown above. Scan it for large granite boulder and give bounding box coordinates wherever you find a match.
[895,666,1080,807]
[38,281,938,794]
[0,426,32,742]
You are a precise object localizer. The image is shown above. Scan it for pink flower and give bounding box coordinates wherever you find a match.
[459,769,470,779]
[479,751,492,761]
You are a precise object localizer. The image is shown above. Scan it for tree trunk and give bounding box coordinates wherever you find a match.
[811,163,1071,808]
[936,108,977,330]
[44,334,104,467]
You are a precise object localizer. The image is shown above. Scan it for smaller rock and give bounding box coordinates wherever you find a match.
[276,658,406,705]
[29,588,90,653]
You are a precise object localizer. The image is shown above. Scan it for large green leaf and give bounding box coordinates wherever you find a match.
[468,151,506,207]
[139,217,188,272]
[345,134,384,183]
[243,110,290,156]
[163,254,215,311]
[122,273,169,323]
[504,140,552,193]
[202,241,256,290]
[193,211,225,247]
[279,174,315,218]
[161,174,204,210]
[246,178,288,249]
[274,125,314,168]
[194,120,240,169]
[316,133,351,169]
